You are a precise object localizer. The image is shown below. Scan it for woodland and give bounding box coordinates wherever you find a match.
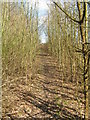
[1,0,90,120]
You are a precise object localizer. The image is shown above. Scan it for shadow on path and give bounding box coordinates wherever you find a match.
[2,45,84,120]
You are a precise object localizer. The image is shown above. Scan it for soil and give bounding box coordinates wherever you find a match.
[2,44,84,120]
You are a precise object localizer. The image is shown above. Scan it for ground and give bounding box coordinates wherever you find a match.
[2,44,84,120]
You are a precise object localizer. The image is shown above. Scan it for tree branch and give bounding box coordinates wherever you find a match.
[53,1,86,24]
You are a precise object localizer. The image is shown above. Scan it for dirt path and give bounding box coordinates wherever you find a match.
[2,45,84,120]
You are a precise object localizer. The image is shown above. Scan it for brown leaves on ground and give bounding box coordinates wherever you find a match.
[2,44,84,120]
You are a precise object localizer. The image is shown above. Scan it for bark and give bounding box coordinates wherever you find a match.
[77,2,88,120]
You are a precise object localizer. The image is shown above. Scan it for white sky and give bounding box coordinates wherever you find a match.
[39,0,49,10]
[38,0,49,43]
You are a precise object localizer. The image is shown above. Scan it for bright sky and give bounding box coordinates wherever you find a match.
[38,0,49,43]
[39,0,49,11]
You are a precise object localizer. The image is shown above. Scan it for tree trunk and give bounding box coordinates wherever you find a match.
[77,2,88,119]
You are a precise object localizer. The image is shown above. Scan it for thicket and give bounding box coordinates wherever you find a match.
[47,1,89,119]
[2,2,39,79]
